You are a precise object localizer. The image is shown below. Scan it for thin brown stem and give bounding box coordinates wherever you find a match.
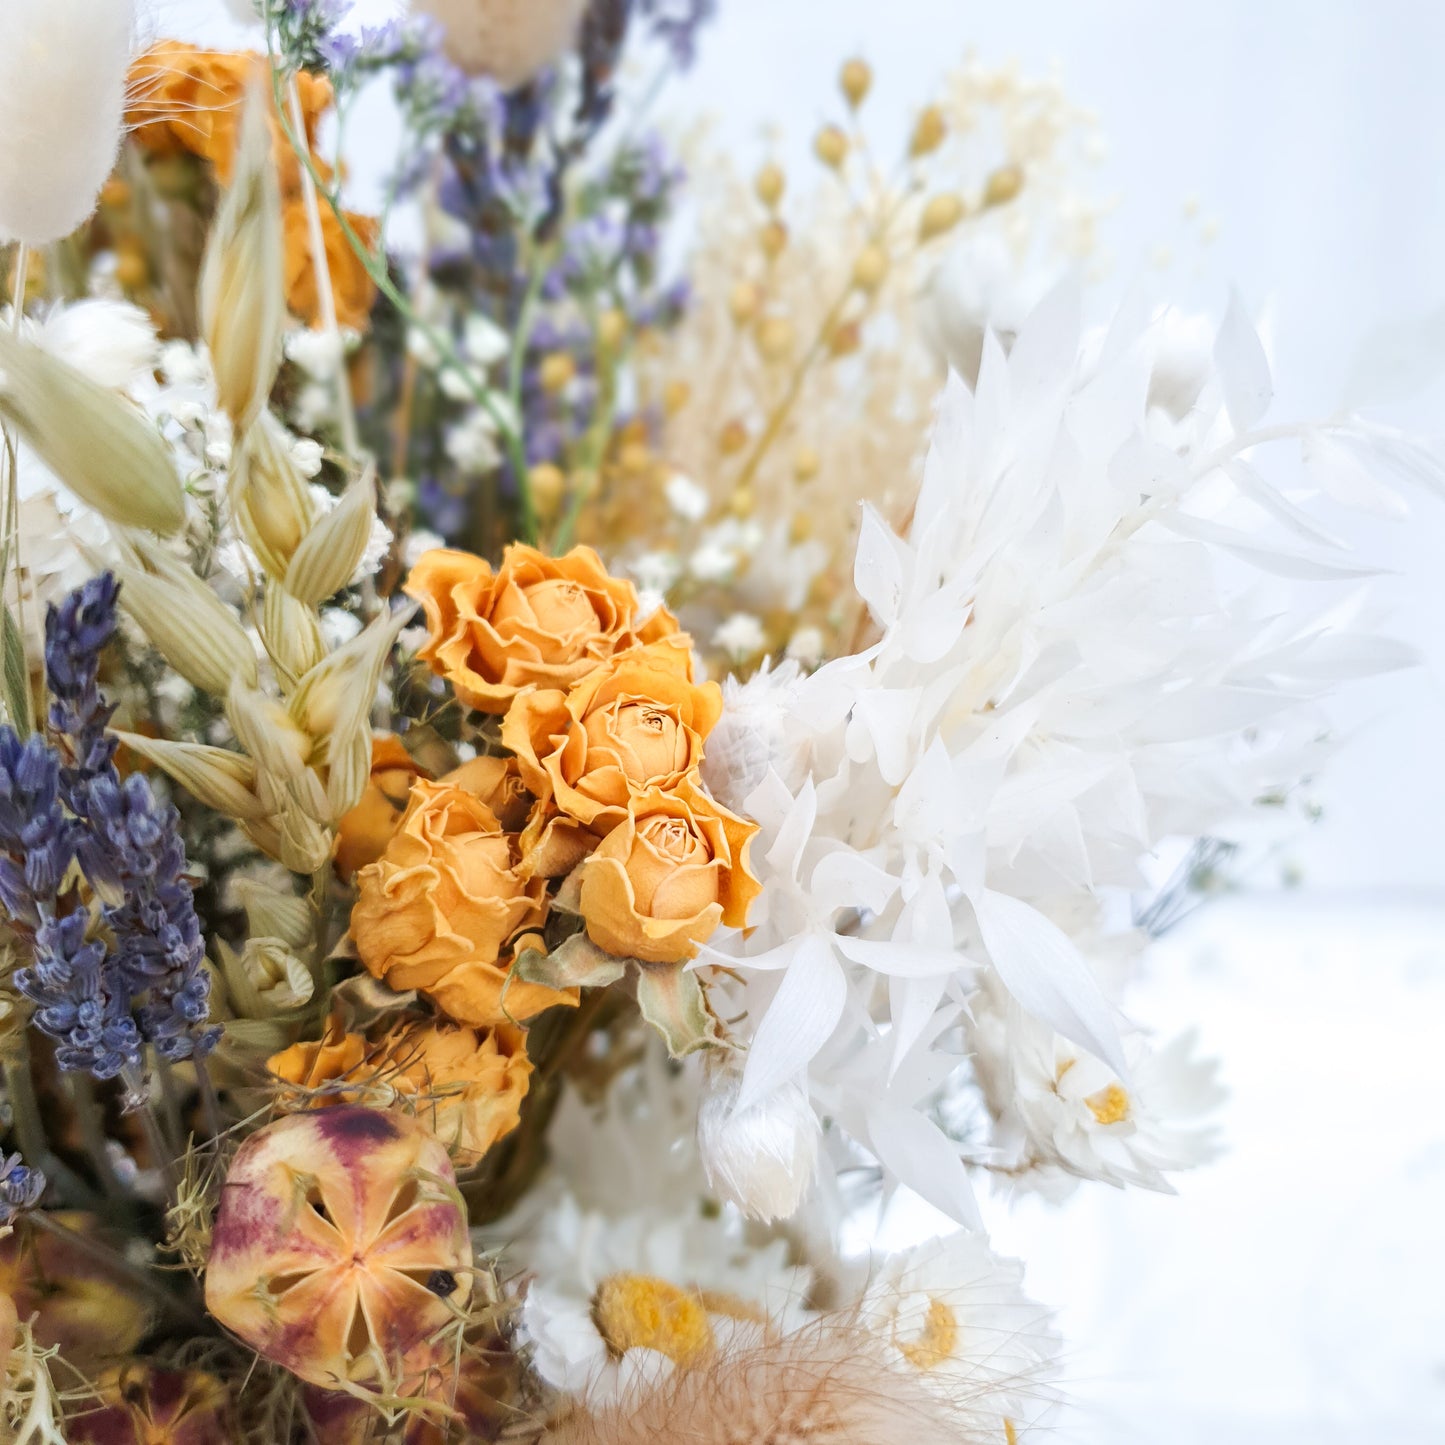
[121,1064,180,1207]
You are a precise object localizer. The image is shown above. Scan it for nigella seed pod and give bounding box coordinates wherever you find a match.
[696,1052,820,1224]
[204,1107,474,1391]
[0,0,134,246]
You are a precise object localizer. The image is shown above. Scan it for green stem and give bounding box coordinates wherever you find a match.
[4,1051,98,1210]
[285,73,361,459]
[1,245,34,734]
[67,1072,131,1208]
[121,1064,180,1208]
[262,36,538,544]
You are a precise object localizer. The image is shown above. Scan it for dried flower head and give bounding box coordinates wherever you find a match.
[204,1107,474,1391]
[269,1018,533,1168]
[67,1365,236,1445]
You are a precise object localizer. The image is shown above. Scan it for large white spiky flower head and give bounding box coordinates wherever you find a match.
[414,0,590,88]
[0,0,135,247]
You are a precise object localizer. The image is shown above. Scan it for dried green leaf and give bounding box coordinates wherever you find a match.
[636,965,723,1058]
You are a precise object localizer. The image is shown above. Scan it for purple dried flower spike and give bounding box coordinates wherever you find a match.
[11,575,220,1079]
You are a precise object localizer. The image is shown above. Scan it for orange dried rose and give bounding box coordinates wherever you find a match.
[126,42,332,190]
[503,635,722,832]
[404,545,680,714]
[351,781,569,1026]
[268,1024,369,1095]
[337,743,532,879]
[444,754,533,832]
[68,1366,235,1445]
[204,1107,473,1391]
[336,736,427,879]
[126,43,378,330]
[270,1020,532,1169]
[579,782,762,965]
[283,196,379,330]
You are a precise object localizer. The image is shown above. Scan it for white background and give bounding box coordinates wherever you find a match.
[150,3,1445,1440]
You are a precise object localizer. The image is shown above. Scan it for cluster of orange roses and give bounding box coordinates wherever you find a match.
[270,545,760,1159]
[355,543,760,1011]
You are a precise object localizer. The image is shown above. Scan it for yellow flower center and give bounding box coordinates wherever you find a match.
[1085,1083,1131,1126]
[1005,1421,1020,1444]
[894,1296,959,1372]
[593,1273,714,1368]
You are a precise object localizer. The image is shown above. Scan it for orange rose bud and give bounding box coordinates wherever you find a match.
[270,1020,532,1169]
[579,782,761,965]
[404,544,680,714]
[351,781,567,1026]
[268,1024,369,1096]
[204,1108,473,1392]
[335,735,426,879]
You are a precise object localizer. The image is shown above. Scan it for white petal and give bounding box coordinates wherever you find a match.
[971,890,1128,1078]
[737,936,847,1112]
[1214,288,1273,430]
[865,1101,982,1230]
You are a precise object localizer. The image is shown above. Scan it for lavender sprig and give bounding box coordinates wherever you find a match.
[13,576,220,1079]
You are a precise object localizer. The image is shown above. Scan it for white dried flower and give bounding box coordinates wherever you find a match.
[712,612,766,662]
[445,405,503,474]
[697,1053,819,1223]
[0,0,133,247]
[701,662,810,814]
[26,299,157,390]
[665,472,710,523]
[783,626,826,670]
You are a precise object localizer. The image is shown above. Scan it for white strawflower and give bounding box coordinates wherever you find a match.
[284,327,348,380]
[0,0,134,246]
[627,550,683,596]
[970,981,1227,1195]
[861,1232,1061,1437]
[415,0,589,88]
[784,625,826,669]
[444,406,502,474]
[696,1053,820,1224]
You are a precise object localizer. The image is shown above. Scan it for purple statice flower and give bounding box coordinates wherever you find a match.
[0,1153,45,1224]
